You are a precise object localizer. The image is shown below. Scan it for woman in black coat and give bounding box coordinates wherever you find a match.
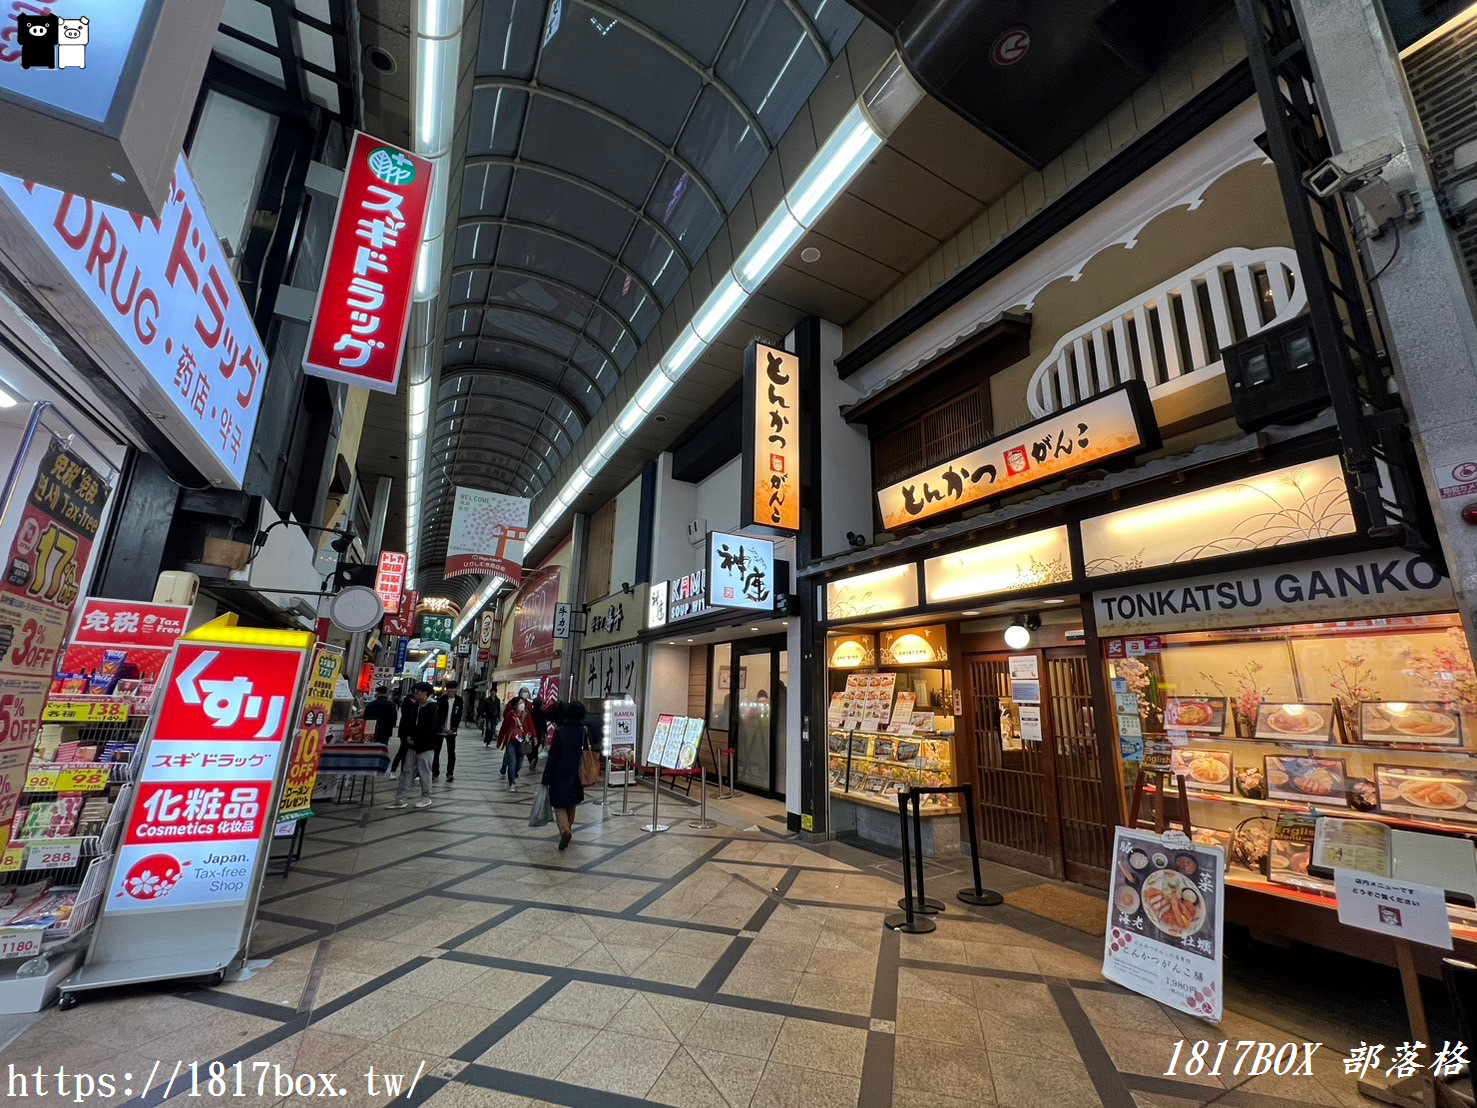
[542,702,592,851]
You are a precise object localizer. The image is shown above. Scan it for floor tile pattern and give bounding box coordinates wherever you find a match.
[1,730,1388,1106]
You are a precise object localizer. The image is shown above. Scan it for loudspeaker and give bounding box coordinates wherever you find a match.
[1223,314,1330,432]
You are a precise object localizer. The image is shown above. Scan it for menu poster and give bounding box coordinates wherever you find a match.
[1104,827,1224,1022]
[1312,818,1391,877]
[890,692,916,726]
[1375,764,1477,828]
[647,715,677,766]
[1018,704,1044,744]
[827,692,848,727]
[1267,813,1320,889]
[675,717,704,770]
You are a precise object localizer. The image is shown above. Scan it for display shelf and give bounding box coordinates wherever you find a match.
[1152,732,1473,757]
[833,788,960,815]
[1224,869,1477,945]
[1142,783,1477,839]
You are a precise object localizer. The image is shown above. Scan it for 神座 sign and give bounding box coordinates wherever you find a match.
[742,342,800,533]
[706,532,775,612]
[304,133,433,394]
[876,382,1158,531]
[445,487,530,582]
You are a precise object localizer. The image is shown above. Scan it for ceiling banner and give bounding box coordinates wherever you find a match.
[742,342,801,534]
[304,133,433,394]
[876,382,1160,532]
[445,486,531,583]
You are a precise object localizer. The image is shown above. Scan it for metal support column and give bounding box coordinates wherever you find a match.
[1269,0,1477,653]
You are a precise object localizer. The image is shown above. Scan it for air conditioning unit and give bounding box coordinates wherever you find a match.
[687,519,706,544]
[1222,314,1331,432]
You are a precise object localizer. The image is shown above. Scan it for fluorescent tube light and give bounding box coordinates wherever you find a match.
[787,106,882,227]
[734,206,804,292]
[691,274,746,342]
[662,325,705,380]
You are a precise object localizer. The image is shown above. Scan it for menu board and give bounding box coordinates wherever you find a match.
[1104,827,1224,1022]
[890,692,916,726]
[646,715,677,766]
[675,718,704,770]
[838,672,896,725]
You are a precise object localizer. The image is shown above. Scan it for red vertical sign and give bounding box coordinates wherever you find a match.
[374,551,407,614]
[303,133,434,393]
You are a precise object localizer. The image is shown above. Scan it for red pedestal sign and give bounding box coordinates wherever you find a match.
[108,637,309,913]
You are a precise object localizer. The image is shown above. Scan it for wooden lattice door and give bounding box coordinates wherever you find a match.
[962,650,1112,885]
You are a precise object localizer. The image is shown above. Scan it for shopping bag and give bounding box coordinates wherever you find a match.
[579,749,601,787]
[528,785,553,827]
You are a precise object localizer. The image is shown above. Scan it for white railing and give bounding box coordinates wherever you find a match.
[1026,246,1306,418]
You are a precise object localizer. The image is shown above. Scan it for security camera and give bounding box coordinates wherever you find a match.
[846,531,868,549]
[1304,135,1403,199]
[620,581,633,595]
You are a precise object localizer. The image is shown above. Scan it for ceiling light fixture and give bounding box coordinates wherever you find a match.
[518,57,922,554]
[1003,614,1042,651]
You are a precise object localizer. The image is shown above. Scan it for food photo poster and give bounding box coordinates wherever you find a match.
[1104,827,1225,1022]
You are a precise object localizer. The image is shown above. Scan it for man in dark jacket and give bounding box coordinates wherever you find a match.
[363,686,396,744]
[387,683,438,809]
[390,686,418,774]
[432,686,464,782]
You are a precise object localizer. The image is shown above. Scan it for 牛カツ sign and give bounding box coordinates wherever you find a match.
[742,342,800,533]
[876,382,1158,531]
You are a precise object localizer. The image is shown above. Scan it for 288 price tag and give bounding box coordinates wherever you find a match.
[28,839,80,869]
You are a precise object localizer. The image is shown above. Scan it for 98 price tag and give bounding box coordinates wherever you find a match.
[57,766,108,792]
[0,844,24,873]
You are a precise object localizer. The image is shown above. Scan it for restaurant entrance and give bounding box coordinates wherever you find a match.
[962,647,1112,885]
[716,638,788,798]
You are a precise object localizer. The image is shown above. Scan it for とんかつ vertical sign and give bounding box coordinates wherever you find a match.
[304,133,433,394]
[742,342,800,533]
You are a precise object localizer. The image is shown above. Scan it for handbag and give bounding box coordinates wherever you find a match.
[528,785,553,827]
[579,748,601,787]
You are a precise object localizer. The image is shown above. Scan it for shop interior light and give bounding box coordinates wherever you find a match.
[514,53,922,566]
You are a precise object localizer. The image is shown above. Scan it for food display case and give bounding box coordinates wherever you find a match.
[825,626,959,817]
[1107,612,1477,940]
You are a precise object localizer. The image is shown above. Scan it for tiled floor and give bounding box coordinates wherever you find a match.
[2,730,1401,1106]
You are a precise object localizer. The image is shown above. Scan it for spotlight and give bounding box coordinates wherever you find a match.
[1003,613,1041,651]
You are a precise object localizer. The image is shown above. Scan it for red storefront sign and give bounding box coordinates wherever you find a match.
[74,599,190,649]
[383,588,418,637]
[303,133,434,393]
[108,634,310,913]
[153,643,305,744]
[510,567,563,666]
[375,551,407,614]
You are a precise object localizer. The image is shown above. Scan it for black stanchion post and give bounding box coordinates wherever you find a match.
[897,788,946,915]
[955,782,1004,907]
[885,789,934,934]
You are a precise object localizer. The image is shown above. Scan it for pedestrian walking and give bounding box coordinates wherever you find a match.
[483,692,502,747]
[390,685,418,774]
[498,696,535,791]
[386,682,438,809]
[434,685,463,782]
[363,686,396,744]
[543,702,594,850]
[532,698,560,771]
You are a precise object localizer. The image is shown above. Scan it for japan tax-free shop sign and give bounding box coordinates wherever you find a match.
[79,617,313,986]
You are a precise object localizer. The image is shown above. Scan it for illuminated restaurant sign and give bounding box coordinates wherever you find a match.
[742,342,800,533]
[876,383,1158,532]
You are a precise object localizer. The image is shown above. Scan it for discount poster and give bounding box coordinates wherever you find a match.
[278,643,344,821]
[0,420,113,837]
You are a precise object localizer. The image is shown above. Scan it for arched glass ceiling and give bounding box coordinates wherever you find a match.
[419,0,862,590]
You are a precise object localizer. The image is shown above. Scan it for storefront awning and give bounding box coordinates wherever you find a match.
[800,410,1340,581]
